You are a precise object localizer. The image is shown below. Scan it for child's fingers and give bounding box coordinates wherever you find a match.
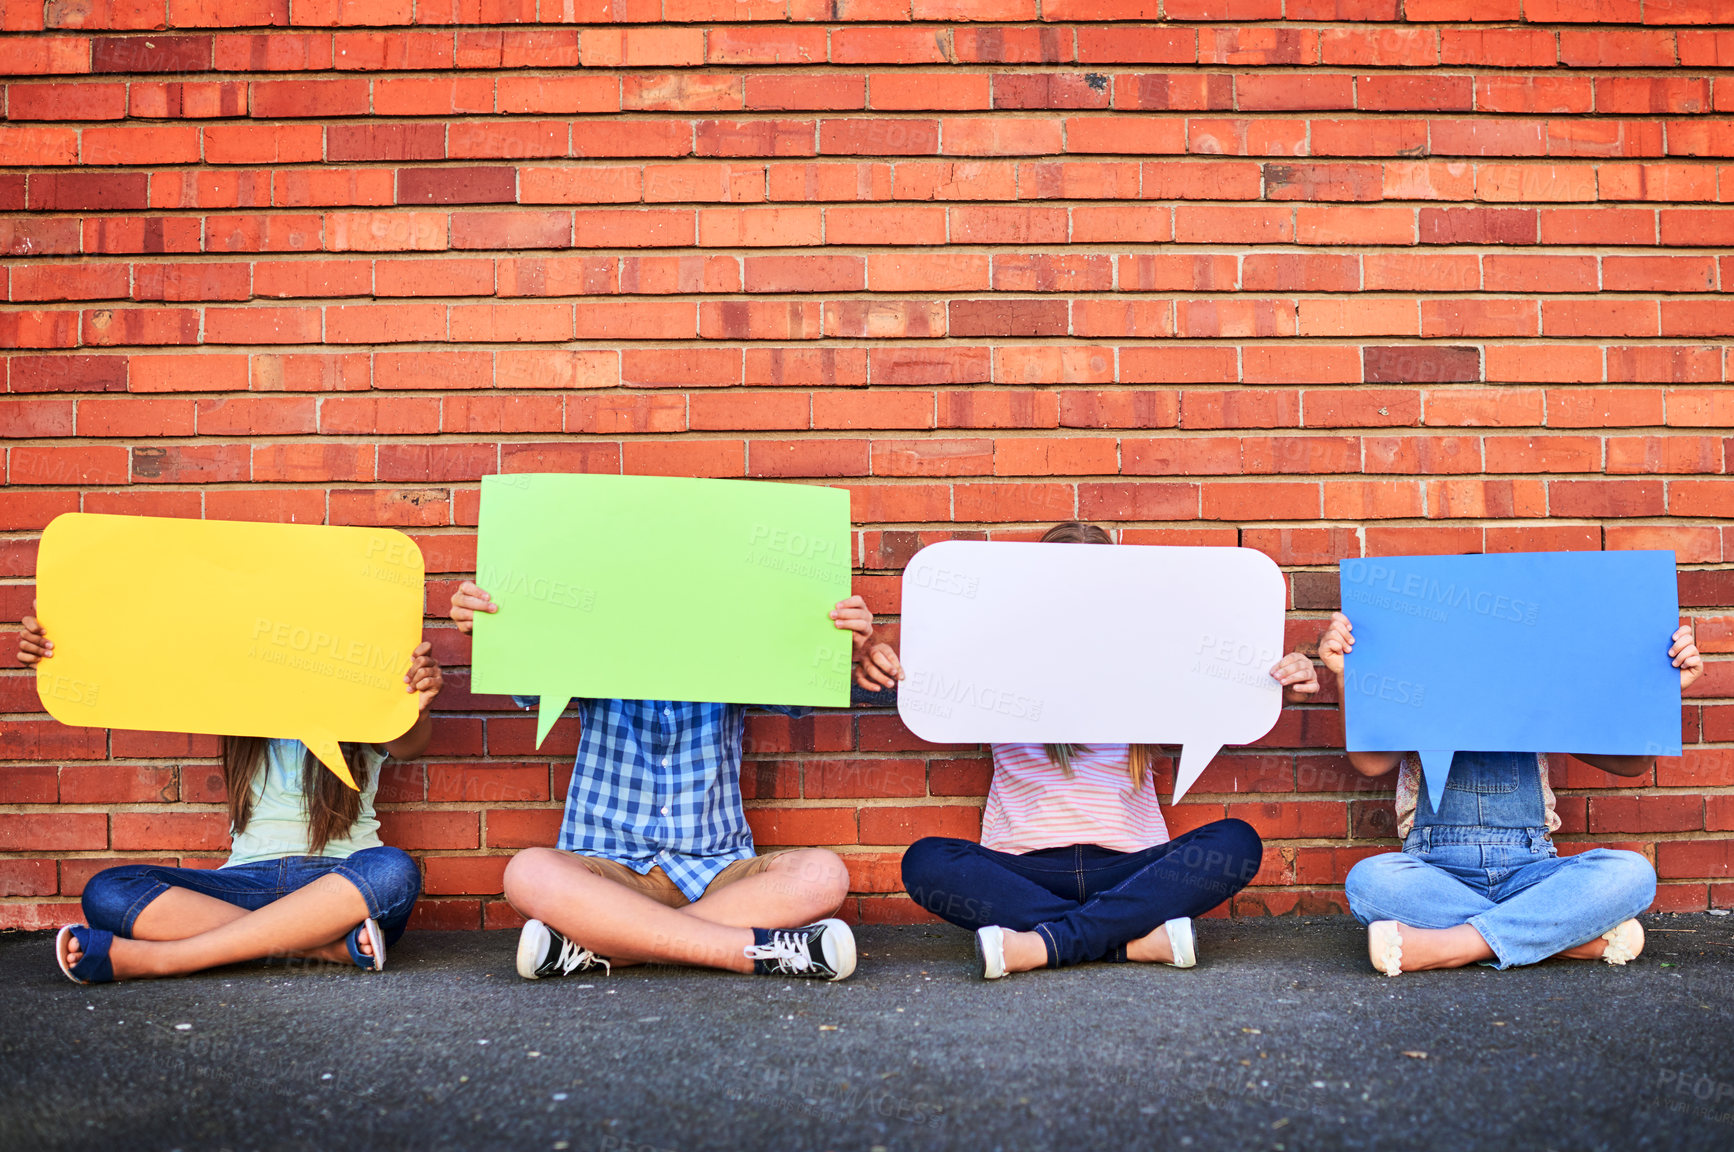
[450,583,496,615]
[855,661,895,690]
[867,645,905,681]
[830,610,873,635]
[1673,642,1700,668]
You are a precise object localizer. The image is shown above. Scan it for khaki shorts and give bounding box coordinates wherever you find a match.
[566,851,788,908]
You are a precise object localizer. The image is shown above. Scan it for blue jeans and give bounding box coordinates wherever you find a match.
[81,846,422,945]
[1345,834,1656,969]
[900,819,1263,968]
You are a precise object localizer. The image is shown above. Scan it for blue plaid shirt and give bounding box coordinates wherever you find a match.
[515,696,805,901]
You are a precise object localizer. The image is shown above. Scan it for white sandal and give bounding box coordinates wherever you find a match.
[1599,919,1644,965]
[1368,920,1404,977]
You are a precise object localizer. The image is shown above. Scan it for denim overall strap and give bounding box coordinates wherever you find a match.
[1407,750,1547,841]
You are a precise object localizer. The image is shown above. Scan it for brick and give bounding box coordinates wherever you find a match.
[1311,118,1426,157]
[1543,207,1657,246]
[1477,75,1592,115]
[1559,29,1678,69]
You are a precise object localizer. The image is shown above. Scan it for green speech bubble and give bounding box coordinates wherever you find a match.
[469,474,854,745]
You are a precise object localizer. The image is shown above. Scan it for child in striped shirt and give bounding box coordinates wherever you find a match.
[898,521,1320,980]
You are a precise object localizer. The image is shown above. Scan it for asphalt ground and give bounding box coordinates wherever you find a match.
[3,915,1733,1152]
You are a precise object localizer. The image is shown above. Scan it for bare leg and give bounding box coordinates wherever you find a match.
[61,874,370,980]
[998,920,1176,971]
[682,850,849,929]
[506,849,754,972]
[1124,922,1175,964]
[128,886,368,964]
[1554,919,1643,962]
[1377,922,1497,971]
[503,848,849,973]
[999,930,1048,973]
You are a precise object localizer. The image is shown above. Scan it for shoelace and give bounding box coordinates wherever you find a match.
[552,935,610,976]
[743,930,817,975]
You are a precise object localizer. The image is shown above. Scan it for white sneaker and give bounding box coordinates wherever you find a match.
[1162,917,1196,968]
[975,925,1009,980]
[516,918,610,980]
[743,918,856,981]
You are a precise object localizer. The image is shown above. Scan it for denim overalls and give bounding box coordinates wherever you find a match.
[1345,751,1657,968]
[1407,750,1554,872]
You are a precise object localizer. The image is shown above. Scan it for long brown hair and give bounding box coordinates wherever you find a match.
[1038,520,1158,791]
[223,736,375,856]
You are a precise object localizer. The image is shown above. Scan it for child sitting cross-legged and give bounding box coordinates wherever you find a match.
[451,582,903,983]
[1321,610,1703,975]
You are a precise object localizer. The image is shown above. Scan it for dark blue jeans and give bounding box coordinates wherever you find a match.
[81,846,422,945]
[900,819,1263,967]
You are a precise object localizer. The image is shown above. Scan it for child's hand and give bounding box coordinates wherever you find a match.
[1269,651,1319,700]
[15,606,50,666]
[1317,611,1353,676]
[828,595,875,655]
[855,641,905,692]
[1672,624,1704,690]
[405,641,443,711]
[450,581,496,635]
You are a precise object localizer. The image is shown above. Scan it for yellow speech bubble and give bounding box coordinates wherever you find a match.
[34,513,426,789]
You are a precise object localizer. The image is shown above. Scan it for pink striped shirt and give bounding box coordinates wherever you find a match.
[981,743,1171,855]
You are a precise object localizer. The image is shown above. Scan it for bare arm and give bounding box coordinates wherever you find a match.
[381,641,441,760]
[1318,611,1406,778]
[1567,753,1651,778]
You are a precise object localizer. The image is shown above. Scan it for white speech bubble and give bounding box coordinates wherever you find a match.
[896,541,1288,803]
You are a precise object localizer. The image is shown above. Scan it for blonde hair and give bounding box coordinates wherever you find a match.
[1038,521,1157,791]
[1042,742,1156,792]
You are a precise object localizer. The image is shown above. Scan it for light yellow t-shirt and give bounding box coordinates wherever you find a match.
[223,738,387,867]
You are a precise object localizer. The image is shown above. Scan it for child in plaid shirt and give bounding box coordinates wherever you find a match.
[451,581,902,983]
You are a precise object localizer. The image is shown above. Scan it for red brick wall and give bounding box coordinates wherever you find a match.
[2,0,1732,930]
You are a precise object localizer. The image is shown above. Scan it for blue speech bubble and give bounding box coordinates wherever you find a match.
[1339,551,1682,813]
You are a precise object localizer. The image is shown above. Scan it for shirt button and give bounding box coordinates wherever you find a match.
[662,756,670,767]
[664,709,673,718]
[660,806,670,816]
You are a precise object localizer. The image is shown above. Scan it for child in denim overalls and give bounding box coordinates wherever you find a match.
[1318,611,1703,975]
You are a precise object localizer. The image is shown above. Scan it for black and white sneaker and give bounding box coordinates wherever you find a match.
[744,918,857,981]
[516,918,611,980]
